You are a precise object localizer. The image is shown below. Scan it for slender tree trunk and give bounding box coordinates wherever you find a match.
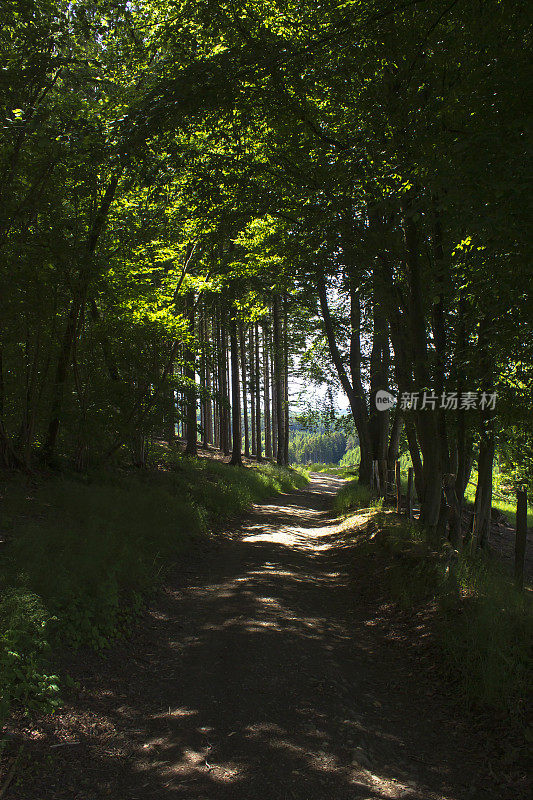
[283,297,289,465]
[184,292,197,456]
[205,359,213,446]
[229,318,243,466]
[249,326,257,456]
[263,323,272,459]
[404,414,424,504]
[89,298,120,381]
[219,312,230,456]
[271,324,278,459]
[369,260,390,467]
[387,405,402,472]
[42,295,84,459]
[201,309,213,448]
[43,172,120,459]
[317,271,371,483]
[401,195,442,534]
[472,316,496,550]
[254,322,262,461]
[239,323,250,457]
[273,294,286,465]
[213,339,220,449]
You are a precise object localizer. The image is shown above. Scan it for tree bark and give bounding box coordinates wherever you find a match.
[283,296,289,465]
[401,195,442,534]
[42,171,120,459]
[229,318,243,466]
[184,291,197,456]
[273,294,286,465]
[271,323,278,459]
[249,326,257,456]
[239,323,250,458]
[254,322,262,460]
[263,323,272,459]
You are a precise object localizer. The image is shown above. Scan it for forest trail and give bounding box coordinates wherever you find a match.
[12,475,513,799]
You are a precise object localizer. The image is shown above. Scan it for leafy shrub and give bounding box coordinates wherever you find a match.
[0,590,60,725]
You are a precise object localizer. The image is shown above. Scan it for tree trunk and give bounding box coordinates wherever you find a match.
[471,317,496,550]
[263,323,272,459]
[317,271,371,483]
[387,405,402,472]
[273,294,286,465]
[229,318,243,466]
[219,314,230,456]
[239,323,250,458]
[401,195,442,534]
[254,322,262,461]
[283,297,289,465]
[43,172,120,460]
[271,327,278,460]
[184,291,197,456]
[369,260,390,466]
[249,326,257,456]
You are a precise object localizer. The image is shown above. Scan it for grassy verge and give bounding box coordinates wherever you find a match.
[305,463,358,479]
[333,479,377,515]
[336,480,532,716]
[0,458,307,724]
[368,513,532,715]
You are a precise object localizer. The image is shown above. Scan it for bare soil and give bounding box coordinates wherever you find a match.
[3,474,529,799]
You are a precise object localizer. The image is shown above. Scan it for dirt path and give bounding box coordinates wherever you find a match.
[8,475,524,799]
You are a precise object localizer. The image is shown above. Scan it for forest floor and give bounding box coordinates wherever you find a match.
[4,474,530,800]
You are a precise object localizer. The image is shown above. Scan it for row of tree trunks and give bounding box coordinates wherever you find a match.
[178,296,290,467]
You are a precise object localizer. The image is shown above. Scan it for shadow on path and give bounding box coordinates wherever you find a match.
[12,475,506,799]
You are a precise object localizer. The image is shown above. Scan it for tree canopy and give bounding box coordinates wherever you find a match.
[1,0,531,544]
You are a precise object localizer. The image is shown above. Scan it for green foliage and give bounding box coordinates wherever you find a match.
[339,446,360,468]
[0,590,60,725]
[0,460,307,722]
[289,429,347,465]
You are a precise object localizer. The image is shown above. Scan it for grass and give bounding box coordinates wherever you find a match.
[333,479,377,515]
[0,457,308,723]
[305,463,358,478]
[341,498,532,716]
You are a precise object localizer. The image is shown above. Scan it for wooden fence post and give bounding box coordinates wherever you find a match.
[515,487,528,589]
[379,459,388,501]
[396,460,402,514]
[407,467,414,520]
[372,460,380,494]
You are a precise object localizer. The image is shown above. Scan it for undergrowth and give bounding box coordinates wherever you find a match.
[0,458,307,724]
[354,509,532,716]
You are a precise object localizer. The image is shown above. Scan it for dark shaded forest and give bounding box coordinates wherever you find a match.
[0,2,531,795]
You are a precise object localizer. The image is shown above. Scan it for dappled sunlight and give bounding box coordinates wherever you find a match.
[17,474,488,800]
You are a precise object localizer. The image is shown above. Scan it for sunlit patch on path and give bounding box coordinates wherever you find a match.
[9,474,502,799]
